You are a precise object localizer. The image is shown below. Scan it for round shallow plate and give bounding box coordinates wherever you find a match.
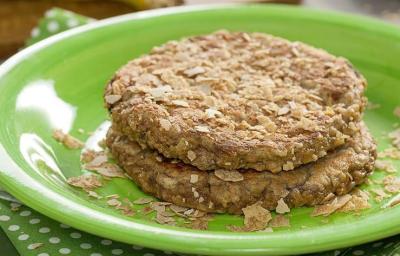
[0,4,400,256]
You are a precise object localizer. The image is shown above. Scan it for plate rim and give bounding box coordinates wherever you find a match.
[1,4,400,255]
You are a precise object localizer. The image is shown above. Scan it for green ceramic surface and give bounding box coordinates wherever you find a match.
[0,4,399,255]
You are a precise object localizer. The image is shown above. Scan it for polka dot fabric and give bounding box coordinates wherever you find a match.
[4,7,400,256]
[1,196,400,256]
[25,8,95,47]
[0,198,169,256]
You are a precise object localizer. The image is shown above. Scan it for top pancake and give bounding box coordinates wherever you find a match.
[105,30,367,172]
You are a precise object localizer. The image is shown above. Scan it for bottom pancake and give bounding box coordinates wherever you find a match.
[106,123,376,214]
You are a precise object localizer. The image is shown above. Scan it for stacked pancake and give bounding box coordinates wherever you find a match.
[104,31,376,214]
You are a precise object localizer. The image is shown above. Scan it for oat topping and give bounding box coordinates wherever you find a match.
[159,119,172,131]
[105,94,122,104]
[194,125,210,133]
[205,108,222,118]
[190,174,199,184]
[171,99,189,108]
[107,30,367,172]
[148,85,172,100]
[187,150,196,161]
[214,169,244,182]
[67,174,102,190]
[184,66,206,77]
[53,129,84,149]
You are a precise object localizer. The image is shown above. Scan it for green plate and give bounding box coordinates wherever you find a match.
[0,4,399,255]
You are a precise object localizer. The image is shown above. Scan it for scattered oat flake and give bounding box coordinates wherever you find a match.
[214,169,244,182]
[389,129,400,149]
[87,190,102,199]
[371,188,390,202]
[384,176,400,193]
[81,150,97,163]
[117,205,135,216]
[242,203,272,231]
[84,163,126,178]
[275,198,290,214]
[53,129,84,149]
[311,194,352,217]
[155,212,175,224]
[150,202,167,213]
[105,94,122,104]
[378,148,400,159]
[159,211,175,217]
[133,198,153,205]
[67,174,102,190]
[375,160,397,173]
[83,152,108,166]
[270,214,290,228]
[169,204,188,213]
[190,218,209,230]
[190,174,199,184]
[105,194,120,199]
[338,190,370,212]
[141,206,154,215]
[107,198,122,207]
[78,128,85,134]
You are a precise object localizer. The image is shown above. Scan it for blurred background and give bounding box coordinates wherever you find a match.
[1,0,400,59]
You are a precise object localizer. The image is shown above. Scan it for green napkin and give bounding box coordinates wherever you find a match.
[0,7,397,256]
[26,8,95,47]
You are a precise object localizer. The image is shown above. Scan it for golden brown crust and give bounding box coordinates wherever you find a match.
[106,122,376,214]
[105,30,367,172]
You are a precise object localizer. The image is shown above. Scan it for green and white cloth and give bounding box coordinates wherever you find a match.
[0,7,399,256]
